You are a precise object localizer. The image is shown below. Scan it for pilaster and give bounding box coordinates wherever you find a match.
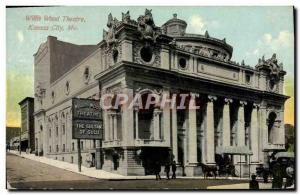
[251,103,260,163]
[206,95,217,164]
[222,98,232,147]
[188,93,198,165]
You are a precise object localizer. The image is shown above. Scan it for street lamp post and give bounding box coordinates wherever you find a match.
[19,128,21,155]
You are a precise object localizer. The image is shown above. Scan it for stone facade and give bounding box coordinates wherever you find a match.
[33,10,288,176]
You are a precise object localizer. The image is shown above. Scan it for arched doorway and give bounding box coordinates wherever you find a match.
[268,112,277,144]
[138,92,156,139]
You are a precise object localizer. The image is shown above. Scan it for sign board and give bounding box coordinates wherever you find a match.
[72,98,103,139]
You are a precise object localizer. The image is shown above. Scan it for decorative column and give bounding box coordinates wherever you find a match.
[162,88,171,145]
[153,108,161,140]
[250,103,260,163]
[183,132,188,166]
[206,95,217,164]
[277,111,285,145]
[104,111,110,141]
[134,107,139,139]
[113,113,118,140]
[122,87,134,146]
[109,113,114,141]
[222,98,232,147]
[172,105,178,162]
[237,101,247,146]
[260,106,268,162]
[200,129,205,163]
[236,100,247,164]
[188,93,198,165]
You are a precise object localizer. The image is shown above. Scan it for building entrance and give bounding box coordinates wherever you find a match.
[140,147,170,175]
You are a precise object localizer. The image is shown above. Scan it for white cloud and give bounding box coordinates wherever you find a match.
[247,30,293,58]
[189,15,219,34]
[17,31,24,43]
[258,30,293,52]
[190,15,205,33]
[242,30,294,71]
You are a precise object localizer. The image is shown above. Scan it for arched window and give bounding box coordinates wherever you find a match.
[268,112,277,144]
[84,67,90,80]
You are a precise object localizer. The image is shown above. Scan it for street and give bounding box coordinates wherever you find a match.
[6,153,249,190]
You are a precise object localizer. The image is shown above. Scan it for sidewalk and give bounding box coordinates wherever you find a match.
[8,150,251,181]
[207,182,272,189]
[9,150,124,180]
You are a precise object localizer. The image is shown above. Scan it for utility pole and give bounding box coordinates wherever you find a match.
[77,139,81,172]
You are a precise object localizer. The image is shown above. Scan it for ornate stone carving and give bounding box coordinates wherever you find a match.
[224,55,230,62]
[253,103,260,109]
[34,82,46,100]
[122,11,131,23]
[256,54,286,92]
[103,43,122,67]
[256,53,285,79]
[137,9,161,43]
[266,54,281,76]
[241,60,245,66]
[215,53,225,61]
[169,39,177,48]
[204,30,210,38]
[105,82,123,94]
[199,47,212,58]
[103,13,119,48]
[239,100,247,106]
[224,98,233,104]
[208,95,217,102]
[134,82,162,95]
[133,42,161,67]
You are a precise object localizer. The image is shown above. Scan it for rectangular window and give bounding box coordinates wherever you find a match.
[56,145,59,152]
[49,146,51,152]
[56,127,58,137]
[71,156,74,163]
[72,142,74,151]
[49,129,51,137]
[81,141,83,150]
[62,144,65,152]
[62,124,65,135]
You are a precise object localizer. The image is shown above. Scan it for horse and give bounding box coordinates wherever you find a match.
[199,163,218,179]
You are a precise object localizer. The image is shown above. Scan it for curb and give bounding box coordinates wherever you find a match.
[8,151,252,181]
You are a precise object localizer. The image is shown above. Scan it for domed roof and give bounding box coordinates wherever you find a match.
[163,14,187,26]
[162,14,187,37]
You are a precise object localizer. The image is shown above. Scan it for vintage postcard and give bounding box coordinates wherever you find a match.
[6,6,295,190]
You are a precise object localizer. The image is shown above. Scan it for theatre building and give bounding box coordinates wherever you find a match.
[33,10,288,176]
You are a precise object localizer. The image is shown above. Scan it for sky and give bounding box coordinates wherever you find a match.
[6,6,294,127]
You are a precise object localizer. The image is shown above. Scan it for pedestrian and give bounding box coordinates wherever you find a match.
[263,168,269,183]
[249,174,259,189]
[171,160,177,179]
[164,163,170,180]
[285,162,294,188]
[155,161,161,180]
[272,160,283,189]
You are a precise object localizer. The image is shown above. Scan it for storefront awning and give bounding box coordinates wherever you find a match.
[275,152,294,159]
[216,146,253,155]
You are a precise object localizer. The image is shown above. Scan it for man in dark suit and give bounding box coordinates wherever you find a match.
[171,160,177,179]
